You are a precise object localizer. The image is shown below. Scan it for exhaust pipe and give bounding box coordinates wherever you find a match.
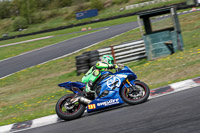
[79,97,92,105]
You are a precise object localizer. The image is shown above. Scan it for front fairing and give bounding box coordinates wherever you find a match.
[98,66,137,96]
[115,66,137,80]
[101,71,113,75]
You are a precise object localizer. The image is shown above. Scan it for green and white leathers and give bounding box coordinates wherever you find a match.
[82,55,117,92]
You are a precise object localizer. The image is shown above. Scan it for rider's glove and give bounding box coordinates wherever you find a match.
[114,64,118,69]
[108,64,117,69]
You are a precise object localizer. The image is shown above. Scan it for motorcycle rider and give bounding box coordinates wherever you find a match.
[70,55,124,104]
[82,55,119,94]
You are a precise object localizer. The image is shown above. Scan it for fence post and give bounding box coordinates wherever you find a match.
[110,45,116,63]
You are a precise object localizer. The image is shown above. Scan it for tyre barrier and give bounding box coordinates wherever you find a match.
[76,50,100,76]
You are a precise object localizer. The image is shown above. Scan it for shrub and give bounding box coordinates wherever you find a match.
[74,3,90,12]
[12,16,28,31]
[112,0,129,5]
[90,0,104,10]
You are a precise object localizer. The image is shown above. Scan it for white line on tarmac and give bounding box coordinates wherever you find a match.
[0,36,54,48]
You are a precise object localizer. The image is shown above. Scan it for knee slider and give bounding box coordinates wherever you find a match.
[88,80,93,88]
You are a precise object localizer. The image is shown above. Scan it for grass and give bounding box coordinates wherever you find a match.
[0,11,200,126]
[0,0,186,37]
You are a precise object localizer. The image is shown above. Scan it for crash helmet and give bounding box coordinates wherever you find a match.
[101,55,114,65]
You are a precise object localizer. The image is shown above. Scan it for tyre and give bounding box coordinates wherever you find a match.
[89,53,99,57]
[120,80,150,105]
[77,68,89,73]
[89,50,99,55]
[83,52,91,56]
[77,68,89,76]
[89,52,99,58]
[76,55,89,61]
[55,94,86,121]
[89,57,100,62]
[89,61,98,67]
[76,60,89,65]
[77,66,89,71]
[76,64,89,69]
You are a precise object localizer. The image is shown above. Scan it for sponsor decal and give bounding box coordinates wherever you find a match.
[106,76,121,89]
[88,104,96,110]
[117,74,127,78]
[97,98,120,106]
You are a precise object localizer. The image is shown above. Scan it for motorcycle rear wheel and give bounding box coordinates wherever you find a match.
[55,94,85,120]
[121,80,150,105]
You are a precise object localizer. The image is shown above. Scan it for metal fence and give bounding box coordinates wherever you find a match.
[97,40,146,64]
[125,0,172,10]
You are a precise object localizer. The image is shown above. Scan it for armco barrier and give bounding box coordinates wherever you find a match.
[97,40,146,64]
[75,40,146,75]
[126,0,172,10]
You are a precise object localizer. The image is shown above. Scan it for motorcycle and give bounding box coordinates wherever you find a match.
[55,66,150,121]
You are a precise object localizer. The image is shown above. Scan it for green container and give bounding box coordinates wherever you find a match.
[143,30,180,60]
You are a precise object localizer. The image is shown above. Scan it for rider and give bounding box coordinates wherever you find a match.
[81,55,119,94]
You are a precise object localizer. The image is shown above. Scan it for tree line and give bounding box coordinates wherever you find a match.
[0,0,80,20]
[0,0,113,20]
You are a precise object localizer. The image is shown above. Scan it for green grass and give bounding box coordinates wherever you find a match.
[0,11,200,126]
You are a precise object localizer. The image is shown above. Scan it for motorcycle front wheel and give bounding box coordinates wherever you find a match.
[55,94,85,121]
[120,80,150,105]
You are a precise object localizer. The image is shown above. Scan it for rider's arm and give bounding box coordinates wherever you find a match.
[96,61,117,69]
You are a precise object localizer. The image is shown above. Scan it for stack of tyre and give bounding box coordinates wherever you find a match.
[76,50,100,76]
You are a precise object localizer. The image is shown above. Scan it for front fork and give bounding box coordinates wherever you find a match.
[125,79,139,93]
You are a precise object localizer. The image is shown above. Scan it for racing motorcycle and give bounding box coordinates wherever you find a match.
[55,66,150,121]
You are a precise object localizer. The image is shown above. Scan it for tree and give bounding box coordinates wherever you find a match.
[0,0,12,19]
[90,0,104,10]
[58,0,73,7]
[12,16,28,31]
[13,0,37,24]
[35,0,53,10]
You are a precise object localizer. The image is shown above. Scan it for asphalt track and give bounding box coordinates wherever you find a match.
[16,86,200,133]
[0,22,139,78]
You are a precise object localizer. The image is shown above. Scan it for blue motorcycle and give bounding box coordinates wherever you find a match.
[55,66,150,120]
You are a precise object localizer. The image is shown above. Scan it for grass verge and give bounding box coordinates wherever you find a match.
[0,11,200,126]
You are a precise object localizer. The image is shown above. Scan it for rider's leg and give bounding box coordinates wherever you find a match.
[85,69,101,93]
[71,70,100,103]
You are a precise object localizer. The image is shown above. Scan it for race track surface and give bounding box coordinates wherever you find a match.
[0,22,138,78]
[17,86,200,133]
